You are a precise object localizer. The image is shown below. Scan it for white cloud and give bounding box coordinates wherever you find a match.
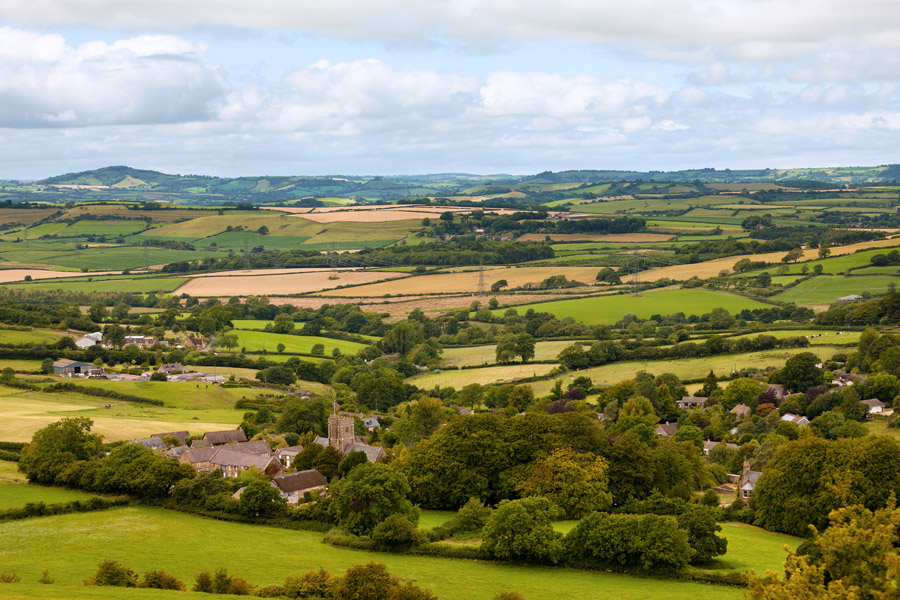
[0,27,224,127]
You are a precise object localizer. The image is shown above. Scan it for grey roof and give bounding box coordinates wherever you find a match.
[862,399,886,409]
[166,445,189,459]
[362,417,381,428]
[191,438,212,448]
[133,437,167,451]
[276,445,304,457]
[344,442,386,462]
[272,469,327,493]
[52,359,93,369]
[654,422,679,437]
[203,429,248,445]
[740,470,762,490]
[209,449,282,470]
[679,396,708,407]
[222,440,271,455]
[182,446,218,463]
[730,404,751,418]
[312,436,329,447]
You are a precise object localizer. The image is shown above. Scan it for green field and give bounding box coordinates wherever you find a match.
[0,505,744,600]
[726,329,861,345]
[231,330,369,355]
[0,481,97,510]
[497,289,773,325]
[6,246,219,271]
[529,346,844,396]
[442,341,581,368]
[0,328,65,345]
[408,363,560,389]
[774,276,897,304]
[3,277,186,293]
[0,459,25,482]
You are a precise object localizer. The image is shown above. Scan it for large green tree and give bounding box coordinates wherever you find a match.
[19,417,103,484]
[481,497,563,564]
[328,463,418,535]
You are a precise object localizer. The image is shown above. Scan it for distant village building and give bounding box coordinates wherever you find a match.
[150,431,190,445]
[202,429,248,445]
[271,470,327,505]
[739,461,762,503]
[158,363,185,375]
[780,413,810,427]
[862,399,886,414]
[678,396,708,410]
[836,294,863,302]
[208,450,282,478]
[654,422,678,437]
[52,359,101,377]
[133,437,168,451]
[276,446,304,469]
[75,332,103,349]
[124,335,158,348]
[703,440,739,455]
[730,404,751,420]
[312,414,386,462]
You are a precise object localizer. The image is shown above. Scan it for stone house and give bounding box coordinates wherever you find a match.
[271,470,327,505]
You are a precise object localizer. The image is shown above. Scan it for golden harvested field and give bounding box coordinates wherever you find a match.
[263,205,518,223]
[176,269,406,296]
[519,233,674,243]
[320,266,606,297]
[640,236,900,281]
[408,363,559,388]
[184,267,361,278]
[0,269,120,282]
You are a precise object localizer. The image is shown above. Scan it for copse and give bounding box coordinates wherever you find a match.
[327,463,418,535]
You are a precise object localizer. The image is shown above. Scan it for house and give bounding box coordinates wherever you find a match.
[158,363,186,375]
[362,417,381,431]
[183,335,204,349]
[133,437,168,451]
[221,440,271,456]
[678,396,708,410]
[780,413,810,427]
[166,445,189,460]
[124,335,158,348]
[703,440,739,455]
[151,431,190,445]
[654,422,679,437]
[271,470,327,505]
[203,429,248,445]
[276,445,304,469]
[836,294,863,302]
[179,447,219,472]
[201,374,226,385]
[208,449,283,478]
[730,404,751,420]
[739,461,762,503]
[862,399,886,414]
[343,442,387,463]
[52,359,98,376]
[832,373,867,387]
[190,438,212,448]
[75,332,102,349]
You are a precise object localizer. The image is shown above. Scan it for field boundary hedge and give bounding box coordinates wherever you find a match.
[43,382,164,406]
[0,495,129,522]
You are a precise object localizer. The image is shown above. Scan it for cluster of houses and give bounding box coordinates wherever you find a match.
[52,359,225,384]
[131,414,385,505]
[74,332,206,351]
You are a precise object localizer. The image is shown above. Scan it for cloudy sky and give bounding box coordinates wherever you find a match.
[2,0,900,179]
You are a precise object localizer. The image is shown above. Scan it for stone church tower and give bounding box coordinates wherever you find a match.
[327,414,356,452]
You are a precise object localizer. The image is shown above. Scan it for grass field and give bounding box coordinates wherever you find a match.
[496,289,772,325]
[230,330,369,355]
[0,481,96,510]
[4,277,185,293]
[727,329,861,345]
[408,363,559,389]
[441,341,581,368]
[529,346,844,396]
[0,328,65,345]
[774,276,897,304]
[0,460,26,482]
[0,506,744,600]
[0,388,247,442]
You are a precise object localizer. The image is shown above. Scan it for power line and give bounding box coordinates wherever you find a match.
[476,257,486,296]
[631,245,642,297]
[242,238,250,271]
[329,240,339,280]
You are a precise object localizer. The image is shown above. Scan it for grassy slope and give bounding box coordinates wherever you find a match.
[0,328,65,345]
[774,275,898,304]
[441,341,579,368]
[3,277,186,293]
[231,330,369,355]
[0,506,742,600]
[0,481,97,510]
[408,363,559,389]
[496,289,772,325]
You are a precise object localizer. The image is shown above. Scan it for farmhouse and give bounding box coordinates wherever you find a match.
[124,335,158,348]
[133,437,167,451]
[654,422,678,437]
[52,359,101,377]
[202,429,248,445]
[780,413,810,427]
[276,445,304,468]
[158,362,185,375]
[208,449,283,478]
[179,447,218,472]
[271,470,327,505]
[703,440,739,455]
[75,332,102,349]
[862,399,886,414]
[678,396,708,410]
[739,461,762,503]
[730,404,751,420]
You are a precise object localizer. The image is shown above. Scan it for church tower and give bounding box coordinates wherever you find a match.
[327,414,356,452]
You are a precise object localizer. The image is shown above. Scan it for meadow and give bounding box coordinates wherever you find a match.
[441,340,579,367]
[495,289,772,325]
[774,275,897,304]
[529,346,844,396]
[3,277,186,294]
[0,328,65,345]
[0,505,746,600]
[0,481,97,510]
[408,363,559,389]
[229,330,370,355]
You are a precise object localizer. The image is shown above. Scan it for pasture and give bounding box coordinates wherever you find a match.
[774,276,896,304]
[0,481,96,510]
[529,346,844,396]
[407,363,559,389]
[0,506,743,600]
[495,289,772,325]
[0,328,65,345]
[3,277,185,294]
[727,329,861,345]
[441,341,581,368]
[319,266,606,297]
[229,330,369,355]
[175,269,405,296]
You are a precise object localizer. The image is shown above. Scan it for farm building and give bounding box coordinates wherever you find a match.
[862,399,886,414]
[158,362,185,375]
[271,470,327,505]
[75,332,102,349]
[151,431,190,445]
[202,429,248,445]
[133,437,167,451]
[124,335,159,347]
[836,294,863,302]
[780,413,810,427]
[52,359,101,377]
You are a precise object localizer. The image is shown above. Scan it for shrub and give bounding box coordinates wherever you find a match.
[700,489,720,507]
[194,568,252,595]
[140,569,186,591]
[676,507,728,563]
[372,515,426,550]
[0,572,20,583]
[335,562,397,600]
[481,497,564,565]
[494,593,525,600]
[389,581,438,600]
[564,512,691,573]
[446,497,492,535]
[84,559,138,587]
[283,567,337,598]
[37,570,54,584]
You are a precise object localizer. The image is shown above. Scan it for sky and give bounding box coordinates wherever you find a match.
[2,0,900,179]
